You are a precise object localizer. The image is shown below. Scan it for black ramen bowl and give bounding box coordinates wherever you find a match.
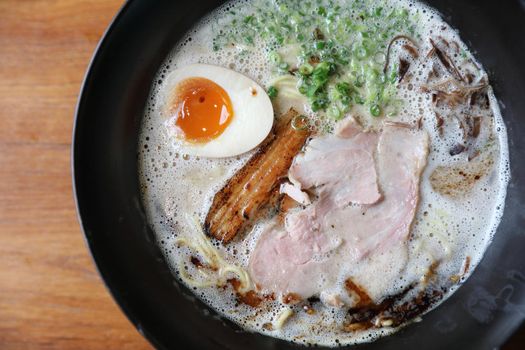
[73,0,525,348]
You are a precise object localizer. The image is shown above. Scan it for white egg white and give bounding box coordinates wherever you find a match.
[159,63,274,158]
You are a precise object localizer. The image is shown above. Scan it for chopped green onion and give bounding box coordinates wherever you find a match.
[268,86,278,99]
[299,63,314,75]
[278,62,289,70]
[309,61,331,90]
[298,84,308,95]
[378,73,387,84]
[327,104,343,119]
[243,15,255,24]
[311,94,328,111]
[314,41,326,50]
[355,74,365,87]
[354,95,365,105]
[373,52,386,64]
[397,8,409,18]
[370,104,381,117]
[306,84,319,98]
[356,46,368,59]
[341,95,352,107]
[269,51,281,64]
[215,0,418,121]
[386,107,398,117]
[389,68,399,84]
[335,81,351,95]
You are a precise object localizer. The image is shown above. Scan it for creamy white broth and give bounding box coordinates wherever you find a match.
[138,0,509,346]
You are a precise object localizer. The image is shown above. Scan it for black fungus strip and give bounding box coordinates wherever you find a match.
[398,58,410,83]
[429,38,465,83]
[449,143,466,156]
[383,35,419,74]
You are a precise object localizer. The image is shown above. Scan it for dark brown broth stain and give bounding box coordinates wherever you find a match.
[435,112,444,137]
[313,27,325,40]
[228,278,267,308]
[449,143,466,156]
[309,55,321,65]
[463,256,471,275]
[190,256,203,268]
[303,304,316,315]
[430,153,494,197]
[283,292,302,305]
[262,322,273,331]
[421,261,440,286]
[344,282,445,331]
[345,279,373,308]
[242,291,265,307]
[384,288,444,326]
[189,255,217,271]
[343,283,415,331]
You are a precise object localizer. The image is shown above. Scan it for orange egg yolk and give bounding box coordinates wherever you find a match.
[170,77,234,143]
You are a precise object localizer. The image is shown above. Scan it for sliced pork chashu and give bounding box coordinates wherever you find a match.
[205,108,310,243]
[249,122,429,301]
[289,117,381,207]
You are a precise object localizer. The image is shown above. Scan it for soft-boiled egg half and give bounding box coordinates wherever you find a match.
[161,63,274,158]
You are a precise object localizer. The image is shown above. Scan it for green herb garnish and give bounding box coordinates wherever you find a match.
[267,86,278,99]
[213,0,418,119]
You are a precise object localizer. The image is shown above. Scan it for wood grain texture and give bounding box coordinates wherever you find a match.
[0,1,151,349]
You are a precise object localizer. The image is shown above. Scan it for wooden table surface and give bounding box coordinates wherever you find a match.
[0,0,523,349]
[0,1,150,348]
